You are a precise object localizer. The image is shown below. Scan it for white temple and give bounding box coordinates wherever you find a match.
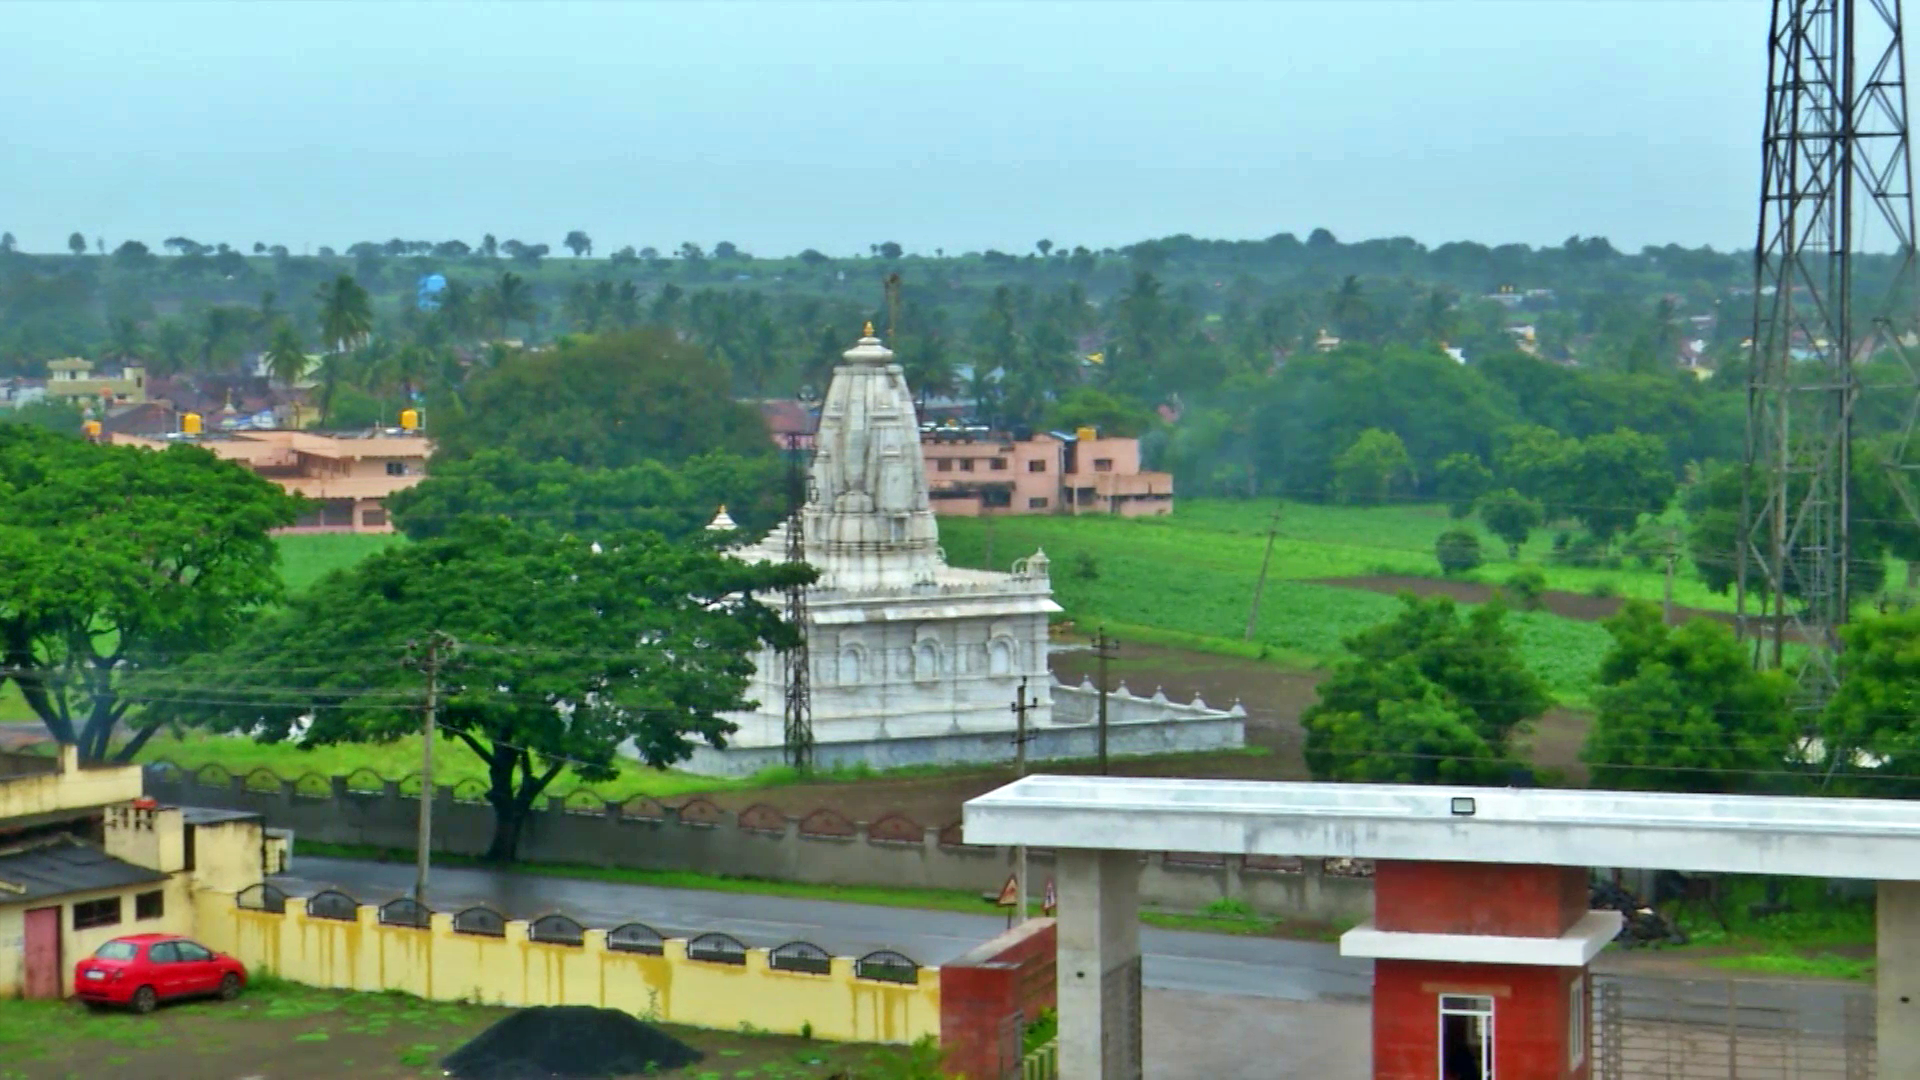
[678,328,1242,775]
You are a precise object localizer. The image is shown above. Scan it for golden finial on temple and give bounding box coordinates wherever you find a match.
[863,320,875,337]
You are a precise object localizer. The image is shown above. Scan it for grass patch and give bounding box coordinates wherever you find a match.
[276,532,405,596]
[1674,876,1876,951]
[0,981,929,1078]
[1704,950,1874,981]
[946,501,1632,704]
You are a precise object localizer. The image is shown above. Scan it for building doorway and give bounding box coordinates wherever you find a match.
[23,906,62,999]
[1439,994,1494,1080]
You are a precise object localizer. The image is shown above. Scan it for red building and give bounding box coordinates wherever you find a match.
[962,775,1920,1080]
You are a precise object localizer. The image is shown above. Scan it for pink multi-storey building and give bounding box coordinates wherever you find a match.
[919,425,1174,517]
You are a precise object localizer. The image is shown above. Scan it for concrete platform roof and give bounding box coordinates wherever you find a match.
[962,776,1920,880]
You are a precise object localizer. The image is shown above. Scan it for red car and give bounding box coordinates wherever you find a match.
[73,934,248,1013]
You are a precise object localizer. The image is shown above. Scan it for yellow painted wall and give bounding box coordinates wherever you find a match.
[188,819,267,894]
[0,749,142,821]
[191,892,940,1045]
[103,805,184,875]
[0,875,194,998]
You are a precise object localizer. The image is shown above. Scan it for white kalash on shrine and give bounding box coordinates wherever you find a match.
[678,327,1244,775]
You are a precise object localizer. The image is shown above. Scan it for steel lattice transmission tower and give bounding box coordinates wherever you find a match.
[782,430,815,769]
[1740,0,1920,706]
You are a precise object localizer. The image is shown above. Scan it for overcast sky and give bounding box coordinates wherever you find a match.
[2,1,1786,257]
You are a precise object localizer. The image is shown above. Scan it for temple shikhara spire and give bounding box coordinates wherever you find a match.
[668,325,1241,775]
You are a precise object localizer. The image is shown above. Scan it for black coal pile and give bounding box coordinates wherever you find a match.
[442,1006,704,1080]
[1590,879,1688,948]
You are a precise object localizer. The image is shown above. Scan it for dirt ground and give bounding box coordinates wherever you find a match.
[0,986,916,1080]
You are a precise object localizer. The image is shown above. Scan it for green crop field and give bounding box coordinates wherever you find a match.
[276,532,405,595]
[936,499,1709,705]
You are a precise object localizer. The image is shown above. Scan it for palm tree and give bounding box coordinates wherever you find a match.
[199,306,248,371]
[151,319,192,376]
[315,273,373,354]
[263,320,309,388]
[105,316,145,363]
[1329,275,1371,342]
[482,271,534,340]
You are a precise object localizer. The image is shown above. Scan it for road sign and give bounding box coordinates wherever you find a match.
[994,874,1018,907]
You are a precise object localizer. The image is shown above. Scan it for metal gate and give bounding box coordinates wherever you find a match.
[1593,977,1875,1080]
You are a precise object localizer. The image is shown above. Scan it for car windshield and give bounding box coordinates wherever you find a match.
[93,942,139,960]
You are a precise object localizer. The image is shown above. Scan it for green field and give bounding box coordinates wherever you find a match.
[276,532,405,594]
[937,499,1710,705]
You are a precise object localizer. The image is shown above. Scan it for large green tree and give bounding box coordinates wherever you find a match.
[169,518,812,860]
[1302,594,1549,783]
[1331,428,1410,505]
[1823,611,1920,794]
[430,327,775,469]
[386,450,783,542]
[1570,428,1675,541]
[1581,601,1795,793]
[0,427,301,761]
[1478,488,1544,558]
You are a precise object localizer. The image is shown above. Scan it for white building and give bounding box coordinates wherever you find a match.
[680,328,1240,774]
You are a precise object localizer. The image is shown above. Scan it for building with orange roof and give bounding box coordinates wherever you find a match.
[109,427,431,534]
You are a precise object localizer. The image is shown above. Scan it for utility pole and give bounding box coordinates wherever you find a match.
[1093,628,1118,775]
[1245,505,1281,641]
[401,631,456,910]
[1010,677,1035,922]
[783,430,814,770]
[1663,541,1678,626]
[884,272,902,345]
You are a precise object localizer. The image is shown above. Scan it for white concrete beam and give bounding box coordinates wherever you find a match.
[963,776,1920,880]
[1340,911,1622,967]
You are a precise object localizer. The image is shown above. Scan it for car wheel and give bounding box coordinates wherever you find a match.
[218,974,241,1001]
[131,986,157,1015]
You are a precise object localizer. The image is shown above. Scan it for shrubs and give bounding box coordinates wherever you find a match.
[1501,566,1548,611]
[1550,530,1621,570]
[1435,528,1484,576]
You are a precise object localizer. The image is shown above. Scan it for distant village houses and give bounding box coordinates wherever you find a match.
[110,426,431,534]
[758,400,1172,517]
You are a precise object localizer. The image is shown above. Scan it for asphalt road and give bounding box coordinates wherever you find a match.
[276,855,1869,1037]
[276,855,1370,1002]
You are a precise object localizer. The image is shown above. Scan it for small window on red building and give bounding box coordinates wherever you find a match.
[1568,979,1585,1068]
[959,458,974,472]
[1027,459,1046,472]
[1093,458,1114,472]
[937,458,953,472]
[1027,497,1049,509]
[1438,994,1493,1080]
[989,458,1007,471]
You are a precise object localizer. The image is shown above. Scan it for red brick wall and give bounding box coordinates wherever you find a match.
[1374,861,1589,937]
[939,919,1058,1080]
[1372,959,1591,1080]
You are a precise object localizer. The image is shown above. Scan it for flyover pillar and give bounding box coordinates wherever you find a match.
[1878,880,1920,1074]
[1055,849,1143,1080]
